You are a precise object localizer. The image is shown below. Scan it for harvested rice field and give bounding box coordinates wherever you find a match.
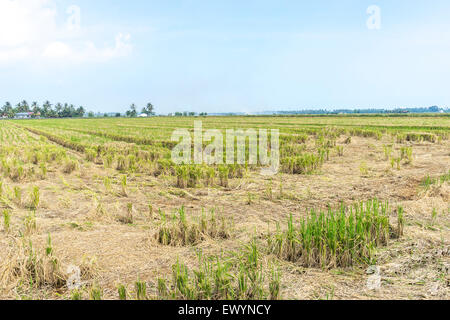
[0,115,448,300]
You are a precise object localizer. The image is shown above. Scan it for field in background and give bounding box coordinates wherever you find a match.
[0,115,448,300]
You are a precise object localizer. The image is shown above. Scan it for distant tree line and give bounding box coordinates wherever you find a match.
[273,106,447,115]
[169,112,207,116]
[1,100,87,118]
[2,101,159,119]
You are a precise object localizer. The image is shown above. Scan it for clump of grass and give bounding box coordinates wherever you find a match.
[394,157,401,170]
[396,133,406,143]
[14,186,22,206]
[102,154,113,168]
[118,203,134,224]
[39,162,47,178]
[0,238,65,290]
[120,174,127,196]
[204,166,215,186]
[431,208,438,226]
[29,186,40,210]
[157,241,281,300]
[24,210,37,235]
[396,205,404,238]
[404,132,437,143]
[103,176,111,193]
[147,203,154,218]
[85,149,97,162]
[421,170,450,190]
[116,155,128,171]
[269,263,281,300]
[400,146,413,164]
[71,290,82,300]
[45,233,53,256]
[421,175,434,189]
[359,162,369,176]
[336,146,344,157]
[117,284,127,300]
[156,207,232,246]
[281,153,324,175]
[135,280,147,300]
[9,165,25,182]
[89,285,103,300]
[62,158,78,174]
[247,192,254,205]
[93,196,106,217]
[390,157,395,169]
[175,165,209,188]
[175,165,189,188]
[383,144,392,160]
[200,208,232,240]
[218,165,229,187]
[2,209,11,233]
[188,165,203,188]
[439,170,450,184]
[268,200,401,269]
[127,154,137,172]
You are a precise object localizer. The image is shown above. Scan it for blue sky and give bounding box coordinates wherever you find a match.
[1,0,450,114]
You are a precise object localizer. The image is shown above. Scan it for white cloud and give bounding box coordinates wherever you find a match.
[41,33,132,62]
[0,0,132,64]
[0,46,30,62]
[42,41,71,58]
[0,0,57,47]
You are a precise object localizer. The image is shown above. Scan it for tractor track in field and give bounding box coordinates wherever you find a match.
[14,123,85,151]
[13,123,95,166]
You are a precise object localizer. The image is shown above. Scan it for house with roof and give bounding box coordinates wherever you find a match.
[15,112,34,119]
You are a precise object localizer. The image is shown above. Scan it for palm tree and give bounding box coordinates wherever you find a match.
[68,104,76,117]
[42,101,52,117]
[31,101,40,114]
[55,103,63,117]
[15,100,29,112]
[7,109,15,118]
[16,101,29,113]
[76,106,85,117]
[146,102,154,115]
[129,104,137,117]
[2,102,12,115]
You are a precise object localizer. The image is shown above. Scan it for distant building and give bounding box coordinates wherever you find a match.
[138,113,148,117]
[15,112,34,119]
